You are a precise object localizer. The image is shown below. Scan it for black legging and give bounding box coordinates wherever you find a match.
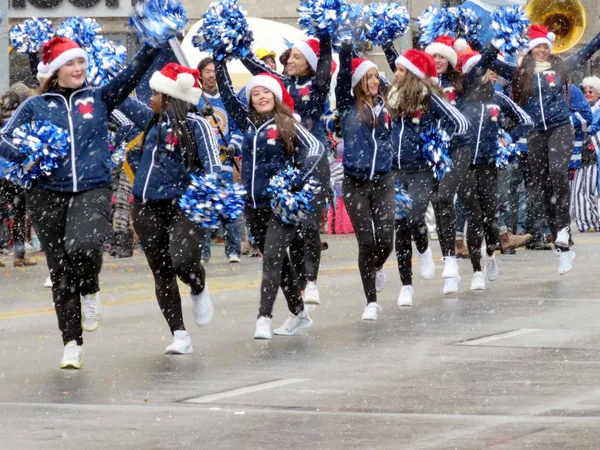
[0,181,27,258]
[343,174,395,303]
[527,124,575,249]
[395,170,434,285]
[245,207,304,318]
[433,146,471,257]
[458,164,500,272]
[27,185,112,346]
[133,200,207,333]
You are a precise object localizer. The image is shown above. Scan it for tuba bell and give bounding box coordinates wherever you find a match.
[525,0,586,53]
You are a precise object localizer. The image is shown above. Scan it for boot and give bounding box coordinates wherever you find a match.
[500,232,532,253]
[455,239,469,259]
[0,259,5,267]
[13,257,37,267]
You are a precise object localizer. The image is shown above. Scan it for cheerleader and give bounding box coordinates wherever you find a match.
[335,41,394,320]
[456,50,533,290]
[242,36,333,305]
[492,25,600,274]
[119,63,221,354]
[387,49,469,307]
[0,37,161,369]
[215,61,324,339]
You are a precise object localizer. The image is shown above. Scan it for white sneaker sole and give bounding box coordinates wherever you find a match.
[81,318,100,332]
[443,277,461,295]
[471,284,486,291]
[559,251,576,275]
[397,299,413,307]
[165,346,193,355]
[304,297,321,305]
[273,319,313,336]
[60,360,82,370]
[254,331,272,340]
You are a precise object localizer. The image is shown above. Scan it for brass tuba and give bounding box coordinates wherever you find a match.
[525,0,586,53]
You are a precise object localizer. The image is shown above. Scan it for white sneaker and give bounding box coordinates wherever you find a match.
[375,269,386,292]
[471,272,486,291]
[273,309,313,336]
[555,227,570,248]
[81,292,101,332]
[558,250,575,275]
[191,284,213,326]
[60,341,83,369]
[397,285,414,307]
[442,256,459,279]
[304,282,321,305]
[443,276,461,295]
[418,247,435,279]
[361,302,382,321]
[254,316,272,340]
[165,330,193,354]
[484,254,499,281]
[228,254,241,263]
[44,276,52,288]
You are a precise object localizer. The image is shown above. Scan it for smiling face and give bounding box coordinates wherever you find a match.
[251,86,275,115]
[286,49,310,77]
[433,54,449,75]
[200,62,217,91]
[394,65,408,84]
[531,44,551,62]
[361,68,380,97]
[57,57,87,89]
[584,86,600,104]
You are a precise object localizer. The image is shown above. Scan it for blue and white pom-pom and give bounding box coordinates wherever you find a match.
[192,0,253,62]
[2,121,70,188]
[359,2,410,47]
[179,174,246,228]
[417,6,459,47]
[109,141,127,168]
[457,7,481,43]
[267,167,321,225]
[394,181,413,220]
[10,18,55,54]
[128,0,188,48]
[491,6,530,55]
[336,3,364,47]
[421,128,453,180]
[298,0,355,41]
[57,17,101,48]
[496,130,521,169]
[87,37,127,86]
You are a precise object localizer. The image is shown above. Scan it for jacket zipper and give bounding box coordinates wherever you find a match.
[142,143,158,204]
[538,74,547,131]
[473,104,484,164]
[397,120,404,169]
[369,105,378,180]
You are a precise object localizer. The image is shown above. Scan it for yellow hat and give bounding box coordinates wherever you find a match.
[255,48,276,61]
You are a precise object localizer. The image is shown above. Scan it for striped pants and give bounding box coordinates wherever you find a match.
[113,168,132,233]
[570,164,600,232]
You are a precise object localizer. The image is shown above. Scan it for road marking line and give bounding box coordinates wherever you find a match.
[184,378,308,404]
[457,328,541,346]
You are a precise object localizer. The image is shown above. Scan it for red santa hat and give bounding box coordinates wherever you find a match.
[351,58,378,89]
[456,51,482,74]
[395,49,439,83]
[149,63,203,104]
[246,72,295,115]
[37,37,87,77]
[425,35,467,68]
[293,39,320,71]
[527,25,556,54]
[582,76,600,94]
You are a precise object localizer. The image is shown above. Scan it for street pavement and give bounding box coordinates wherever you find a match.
[1,232,600,449]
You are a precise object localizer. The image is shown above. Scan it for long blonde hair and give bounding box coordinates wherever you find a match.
[387,71,443,119]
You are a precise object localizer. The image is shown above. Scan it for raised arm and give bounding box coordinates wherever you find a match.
[565,32,600,71]
[313,35,333,94]
[335,42,354,112]
[241,52,288,84]
[431,94,470,138]
[490,58,517,82]
[496,91,534,141]
[382,41,400,73]
[0,98,34,162]
[463,45,502,94]
[110,109,139,149]
[101,44,161,112]
[117,95,154,131]
[188,113,222,174]
[214,60,250,132]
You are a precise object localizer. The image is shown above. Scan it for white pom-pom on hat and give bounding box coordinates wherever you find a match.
[547,32,556,42]
[149,63,203,105]
[176,72,195,91]
[454,38,468,53]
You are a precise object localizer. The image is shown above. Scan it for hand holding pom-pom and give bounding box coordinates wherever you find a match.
[267,167,321,225]
[359,3,410,47]
[421,128,453,181]
[129,0,188,48]
[417,6,459,47]
[57,17,101,48]
[10,18,55,54]
[496,130,521,169]
[192,0,253,62]
[491,6,530,55]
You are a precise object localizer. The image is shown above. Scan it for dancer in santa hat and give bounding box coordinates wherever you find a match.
[0,36,162,369]
[215,59,325,340]
[387,49,469,307]
[335,39,393,321]
[243,36,334,307]
[454,50,533,291]
[118,63,221,355]
[491,25,600,275]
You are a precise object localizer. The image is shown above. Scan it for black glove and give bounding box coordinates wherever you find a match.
[201,103,214,118]
[225,144,236,159]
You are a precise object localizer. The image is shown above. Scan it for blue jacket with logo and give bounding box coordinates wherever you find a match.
[242,35,333,147]
[336,42,392,181]
[492,32,600,132]
[568,85,593,169]
[120,96,221,203]
[215,60,325,210]
[0,44,160,193]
